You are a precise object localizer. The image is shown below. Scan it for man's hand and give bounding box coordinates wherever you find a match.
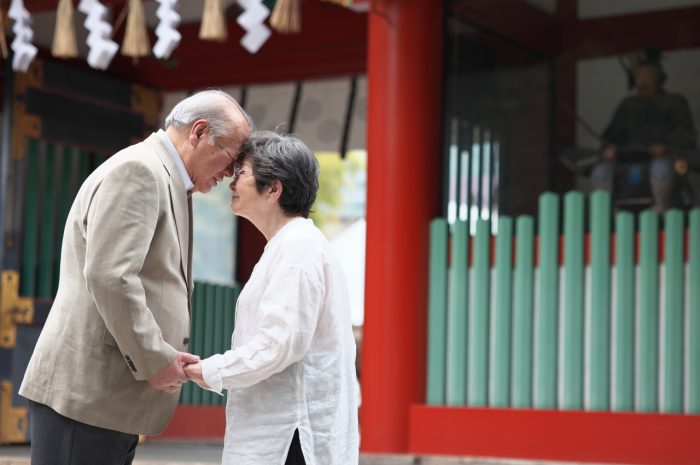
[184,361,211,389]
[148,352,200,393]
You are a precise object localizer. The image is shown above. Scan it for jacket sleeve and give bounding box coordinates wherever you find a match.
[201,264,324,392]
[83,159,178,380]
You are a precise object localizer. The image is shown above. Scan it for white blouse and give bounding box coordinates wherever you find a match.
[201,218,359,465]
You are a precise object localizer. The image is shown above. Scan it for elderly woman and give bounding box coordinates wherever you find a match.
[184,131,359,465]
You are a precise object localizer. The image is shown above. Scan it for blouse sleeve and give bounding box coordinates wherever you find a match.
[201,264,323,392]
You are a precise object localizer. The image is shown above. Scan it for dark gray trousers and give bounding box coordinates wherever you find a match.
[29,400,139,465]
[285,429,306,465]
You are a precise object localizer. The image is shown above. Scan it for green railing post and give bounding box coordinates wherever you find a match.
[535,193,559,409]
[203,283,216,404]
[512,216,534,407]
[38,143,57,298]
[690,209,700,413]
[468,219,490,406]
[614,211,635,411]
[54,146,75,294]
[490,216,513,407]
[663,209,684,413]
[191,282,207,405]
[427,219,448,405]
[589,190,611,410]
[447,220,469,405]
[21,140,40,296]
[214,285,226,405]
[638,210,659,411]
[562,191,584,410]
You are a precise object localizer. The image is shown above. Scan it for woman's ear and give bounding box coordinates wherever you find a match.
[268,180,283,203]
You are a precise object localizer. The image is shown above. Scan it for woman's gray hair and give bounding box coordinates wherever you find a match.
[164,90,253,142]
[238,131,319,218]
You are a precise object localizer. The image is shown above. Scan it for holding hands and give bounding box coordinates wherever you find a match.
[147,352,200,393]
[183,361,211,389]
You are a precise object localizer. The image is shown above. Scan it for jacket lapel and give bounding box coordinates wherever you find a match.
[144,133,190,288]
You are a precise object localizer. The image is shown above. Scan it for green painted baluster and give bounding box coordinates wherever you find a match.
[447,220,469,405]
[77,151,91,185]
[21,140,40,296]
[181,282,197,405]
[468,219,490,406]
[690,209,700,413]
[214,285,226,405]
[614,211,635,411]
[54,147,75,294]
[223,286,236,404]
[512,216,534,408]
[663,210,684,413]
[562,192,584,410]
[192,282,207,405]
[427,219,448,405]
[535,193,559,409]
[203,283,216,404]
[638,210,659,411]
[589,190,611,410]
[38,143,57,298]
[490,216,513,407]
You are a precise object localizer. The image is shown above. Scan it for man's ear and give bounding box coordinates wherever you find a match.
[190,120,208,147]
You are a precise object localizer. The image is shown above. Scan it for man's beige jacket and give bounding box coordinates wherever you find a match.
[20,133,193,435]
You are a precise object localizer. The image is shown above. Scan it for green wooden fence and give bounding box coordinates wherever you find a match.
[180,281,239,406]
[17,140,240,406]
[427,190,700,414]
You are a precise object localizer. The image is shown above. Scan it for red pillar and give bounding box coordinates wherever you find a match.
[361,0,444,453]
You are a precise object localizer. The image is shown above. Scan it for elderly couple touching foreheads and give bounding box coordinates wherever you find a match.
[20,90,359,465]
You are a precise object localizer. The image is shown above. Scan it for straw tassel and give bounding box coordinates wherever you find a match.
[0,10,8,59]
[121,0,150,59]
[199,0,227,42]
[52,0,78,58]
[270,0,301,34]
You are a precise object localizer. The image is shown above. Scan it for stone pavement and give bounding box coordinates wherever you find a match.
[0,442,617,465]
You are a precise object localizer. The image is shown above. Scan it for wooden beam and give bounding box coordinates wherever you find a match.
[106,1,367,89]
[449,0,557,57]
[573,6,700,59]
[410,406,700,465]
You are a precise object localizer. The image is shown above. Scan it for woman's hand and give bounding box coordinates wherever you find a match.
[184,361,211,389]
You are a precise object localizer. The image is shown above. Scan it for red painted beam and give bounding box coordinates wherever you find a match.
[156,406,226,439]
[410,406,700,465]
[573,6,700,59]
[449,0,557,56]
[21,0,127,11]
[106,1,367,89]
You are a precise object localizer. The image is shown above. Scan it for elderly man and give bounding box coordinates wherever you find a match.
[20,90,251,465]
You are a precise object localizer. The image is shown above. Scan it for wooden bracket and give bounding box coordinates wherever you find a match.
[0,270,34,348]
[11,102,42,160]
[131,83,160,129]
[0,381,28,444]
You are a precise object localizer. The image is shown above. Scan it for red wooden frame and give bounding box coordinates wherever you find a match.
[410,406,700,465]
[156,406,226,440]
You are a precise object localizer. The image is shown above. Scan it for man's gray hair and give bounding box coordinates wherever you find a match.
[238,131,319,218]
[164,90,253,142]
